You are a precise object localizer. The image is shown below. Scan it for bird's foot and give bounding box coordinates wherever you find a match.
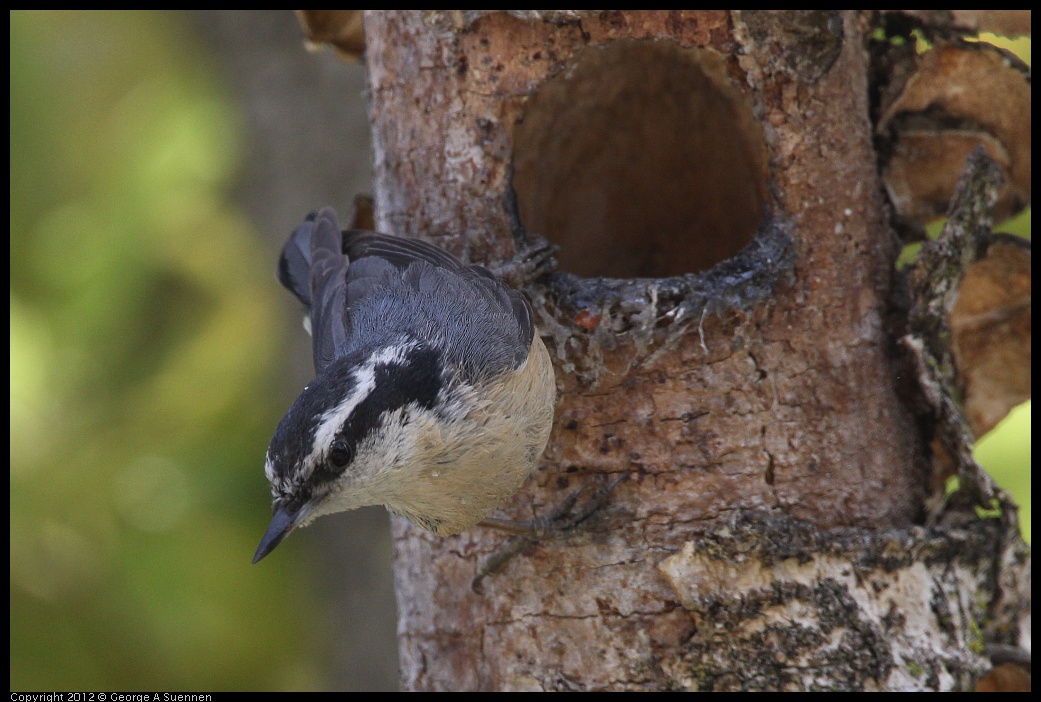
[471,472,629,594]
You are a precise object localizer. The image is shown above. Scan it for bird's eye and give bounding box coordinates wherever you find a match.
[329,440,353,468]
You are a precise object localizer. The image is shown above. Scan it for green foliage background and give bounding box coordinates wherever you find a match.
[9,10,1030,691]
[11,11,323,690]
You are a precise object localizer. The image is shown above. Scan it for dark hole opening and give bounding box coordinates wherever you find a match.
[513,40,768,279]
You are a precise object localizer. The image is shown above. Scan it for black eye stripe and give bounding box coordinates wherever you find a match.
[268,344,447,498]
[268,357,363,482]
[321,345,443,479]
[354,351,440,424]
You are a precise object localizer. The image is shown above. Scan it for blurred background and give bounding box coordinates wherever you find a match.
[10,10,395,690]
[9,10,1030,691]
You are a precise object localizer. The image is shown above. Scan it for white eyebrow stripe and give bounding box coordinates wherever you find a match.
[301,343,416,477]
[305,365,376,474]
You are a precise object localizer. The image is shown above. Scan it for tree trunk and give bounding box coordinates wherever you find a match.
[360,10,1029,691]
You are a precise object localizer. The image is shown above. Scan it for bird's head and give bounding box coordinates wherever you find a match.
[253,341,445,563]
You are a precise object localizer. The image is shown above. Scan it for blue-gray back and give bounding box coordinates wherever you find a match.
[278,207,534,381]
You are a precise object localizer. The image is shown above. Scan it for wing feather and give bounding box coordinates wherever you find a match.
[277,207,535,378]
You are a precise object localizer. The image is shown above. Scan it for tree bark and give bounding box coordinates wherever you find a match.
[361,10,1028,691]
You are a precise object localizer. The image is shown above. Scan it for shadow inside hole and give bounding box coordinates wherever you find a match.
[513,40,768,279]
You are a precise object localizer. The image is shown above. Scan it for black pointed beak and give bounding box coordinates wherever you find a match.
[252,504,305,564]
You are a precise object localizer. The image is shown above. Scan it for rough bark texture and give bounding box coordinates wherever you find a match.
[361,10,1025,691]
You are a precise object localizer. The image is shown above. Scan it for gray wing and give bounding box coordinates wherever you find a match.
[277,208,351,373]
[278,207,535,378]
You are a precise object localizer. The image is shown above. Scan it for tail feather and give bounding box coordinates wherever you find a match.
[277,211,318,308]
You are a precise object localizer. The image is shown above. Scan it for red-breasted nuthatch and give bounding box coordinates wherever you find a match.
[253,207,556,563]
